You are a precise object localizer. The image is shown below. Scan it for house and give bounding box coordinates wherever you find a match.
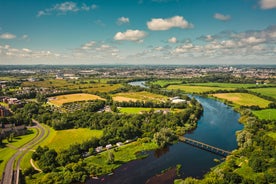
[0,123,27,139]
[172,99,186,104]
[106,144,112,149]
[96,146,103,153]
[116,142,123,147]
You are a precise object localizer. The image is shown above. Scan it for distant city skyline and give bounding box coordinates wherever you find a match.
[0,0,275,65]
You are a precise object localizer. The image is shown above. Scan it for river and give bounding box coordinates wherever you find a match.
[87,86,243,184]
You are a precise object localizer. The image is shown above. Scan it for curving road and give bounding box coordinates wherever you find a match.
[1,120,49,184]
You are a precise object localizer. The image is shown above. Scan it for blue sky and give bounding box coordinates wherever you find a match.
[0,0,275,65]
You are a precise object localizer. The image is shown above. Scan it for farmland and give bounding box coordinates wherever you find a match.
[48,93,104,106]
[119,107,170,114]
[252,109,276,120]
[249,87,276,99]
[41,128,103,152]
[151,80,183,87]
[112,91,168,102]
[167,85,234,93]
[212,93,271,108]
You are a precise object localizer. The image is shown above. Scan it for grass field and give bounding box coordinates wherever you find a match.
[112,91,168,102]
[85,141,158,175]
[252,109,276,120]
[119,107,170,114]
[48,93,104,106]
[0,128,38,179]
[151,80,183,87]
[167,85,234,93]
[186,83,264,88]
[22,79,122,93]
[43,128,103,152]
[212,93,271,108]
[249,87,276,99]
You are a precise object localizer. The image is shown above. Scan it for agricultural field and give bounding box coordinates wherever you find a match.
[249,87,276,99]
[185,83,264,88]
[48,93,104,106]
[22,79,122,92]
[150,80,183,87]
[42,128,103,152]
[252,109,276,120]
[167,85,234,93]
[212,93,271,108]
[112,91,168,102]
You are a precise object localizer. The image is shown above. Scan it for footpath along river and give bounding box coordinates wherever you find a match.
[88,91,243,184]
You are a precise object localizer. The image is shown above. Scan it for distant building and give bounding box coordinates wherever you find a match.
[106,144,112,149]
[96,146,103,153]
[171,99,186,104]
[0,123,27,139]
[116,142,123,147]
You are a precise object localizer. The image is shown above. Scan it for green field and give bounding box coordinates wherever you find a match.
[151,80,183,87]
[43,128,103,152]
[85,140,158,175]
[120,107,171,114]
[252,109,276,120]
[212,93,271,108]
[112,91,168,102]
[167,85,234,93]
[22,79,122,92]
[0,128,38,179]
[249,87,276,99]
[48,93,104,106]
[186,83,263,88]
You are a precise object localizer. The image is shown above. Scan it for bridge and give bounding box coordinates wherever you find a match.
[179,136,231,157]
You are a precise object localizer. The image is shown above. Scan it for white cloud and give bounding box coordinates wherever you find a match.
[117,17,130,25]
[213,13,231,21]
[37,2,97,17]
[260,0,276,9]
[114,29,147,42]
[0,33,16,39]
[168,37,177,43]
[147,16,193,31]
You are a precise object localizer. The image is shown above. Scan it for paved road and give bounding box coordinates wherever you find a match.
[2,120,49,184]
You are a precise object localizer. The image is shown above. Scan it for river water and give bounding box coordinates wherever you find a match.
[88,88,243,184]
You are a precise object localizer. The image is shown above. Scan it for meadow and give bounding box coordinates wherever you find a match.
[249,87,276,99]
[119,107,172,114]
[212,93,271,108]
[185,83,264,88]
[112,91,168,102]
[167,85,234,93]
[41,128,103,152]
[252,109,276,120]
[48,93,104,106]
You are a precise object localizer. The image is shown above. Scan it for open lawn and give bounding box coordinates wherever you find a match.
[85,84,122,93]
[48,93,104,106]
[212,93,271,108]
[167,85,234,93]
[112,91,168,102]
[43,128,103,152]
[252,109,276,120]
[85,141,158,176]
[249,87,276,99]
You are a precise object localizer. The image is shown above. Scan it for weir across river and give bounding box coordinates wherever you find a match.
[179,136,231,157]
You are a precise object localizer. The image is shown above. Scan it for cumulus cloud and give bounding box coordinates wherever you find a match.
[117,17,130,25]
[0,33,16,40]
[213,13,231,21]
[259,0,276,9]
[37,2,97,17]
[147,16,193,31]
[114,29,147,42]
[168,37,177,43]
